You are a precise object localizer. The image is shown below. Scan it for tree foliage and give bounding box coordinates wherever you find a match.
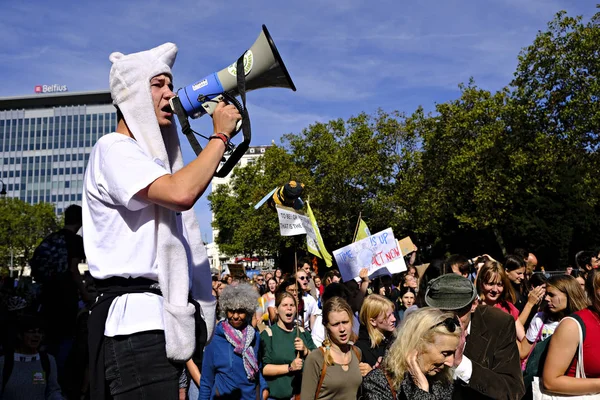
[0,198,59,275]
[211,9,600,269]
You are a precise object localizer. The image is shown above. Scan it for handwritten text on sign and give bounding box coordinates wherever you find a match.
[333,228,402,281]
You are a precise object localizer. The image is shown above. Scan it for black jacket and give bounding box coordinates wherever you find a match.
[354,324,391,367]
[361,368,454,400]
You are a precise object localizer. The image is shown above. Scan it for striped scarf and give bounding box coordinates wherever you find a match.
[222,320,259,381]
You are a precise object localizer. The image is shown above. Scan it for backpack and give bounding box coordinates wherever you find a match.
[522,313,586,399]
[29,231,69,284]
[1,350,51,396]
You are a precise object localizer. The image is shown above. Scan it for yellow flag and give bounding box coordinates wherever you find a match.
[306,201,333,267]
[353,218,371,242]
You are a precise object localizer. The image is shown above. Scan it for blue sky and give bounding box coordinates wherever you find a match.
[1,0,595,242]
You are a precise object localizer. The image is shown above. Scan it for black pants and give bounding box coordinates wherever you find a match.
[104,330,181,400]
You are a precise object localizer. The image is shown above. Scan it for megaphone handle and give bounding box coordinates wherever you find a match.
[202,94,243,133]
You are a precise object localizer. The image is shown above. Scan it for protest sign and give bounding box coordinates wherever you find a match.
[333,228,405,281]
[276,205,309,236]
[398,236,417,256]
[367,239,408,279]
[227,263,246,279]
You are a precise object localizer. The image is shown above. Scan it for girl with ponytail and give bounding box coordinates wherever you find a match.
[300,297,362,400]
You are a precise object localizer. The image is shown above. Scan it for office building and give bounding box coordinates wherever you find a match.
[0,90,114,214]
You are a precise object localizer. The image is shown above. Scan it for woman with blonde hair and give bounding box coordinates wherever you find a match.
[361,307,460,399]
[301,297,362,400]
[355,295,396,370]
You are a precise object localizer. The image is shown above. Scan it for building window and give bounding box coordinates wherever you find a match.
[65,181,70,188]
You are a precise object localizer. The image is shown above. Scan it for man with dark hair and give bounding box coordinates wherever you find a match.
[425,274,525,400]
[254,274,266,295]
[31,204,87,387]
[323,270,341,286]
[445,254,471,277]
[0,315,63,399]
[514,247,538,277]
[83,43,240,399]
[575,250,596,272]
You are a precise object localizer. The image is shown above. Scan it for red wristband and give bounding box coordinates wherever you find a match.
[209,132,230,146]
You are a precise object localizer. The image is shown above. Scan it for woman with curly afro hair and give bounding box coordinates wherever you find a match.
[199,283,268,400]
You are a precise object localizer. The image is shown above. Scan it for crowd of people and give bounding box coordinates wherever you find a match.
[4,249,600,400]
[2,43,600,400]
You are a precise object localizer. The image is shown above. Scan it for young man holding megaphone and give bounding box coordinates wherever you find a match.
[83,43,241,400]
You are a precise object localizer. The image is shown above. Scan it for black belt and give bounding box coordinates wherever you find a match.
[88,277,161,400]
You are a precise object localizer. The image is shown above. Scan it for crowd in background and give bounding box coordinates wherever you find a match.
[2,242,600,399]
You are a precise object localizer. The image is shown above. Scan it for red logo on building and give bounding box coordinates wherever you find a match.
[34,85,43,93]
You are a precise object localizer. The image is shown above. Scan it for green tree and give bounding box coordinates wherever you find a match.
[210,111,402,268]
[0,198,59,276]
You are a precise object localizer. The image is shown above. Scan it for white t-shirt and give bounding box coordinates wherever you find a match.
[302,293,319,330]
[83,133,174,336]
[526,312,559,343]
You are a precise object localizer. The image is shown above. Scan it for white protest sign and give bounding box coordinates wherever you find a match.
[367,239,407,279]
[276,205,307,236]
[333,228,404,281]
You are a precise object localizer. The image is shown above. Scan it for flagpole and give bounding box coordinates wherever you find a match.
[294,251,301,358]
[352,211,362,243]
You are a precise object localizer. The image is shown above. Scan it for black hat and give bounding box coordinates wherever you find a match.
[425,274,477,310]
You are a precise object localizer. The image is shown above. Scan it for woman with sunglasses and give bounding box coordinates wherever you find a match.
[261,291,316,400]
[301,297,363,400]
[361,308,460,400]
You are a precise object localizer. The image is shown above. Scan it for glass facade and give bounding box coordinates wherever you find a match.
[0,93,115,215]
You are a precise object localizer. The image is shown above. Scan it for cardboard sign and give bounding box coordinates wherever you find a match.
[227,263,246,279]
[398,236,417,256]
[333,228,405,281]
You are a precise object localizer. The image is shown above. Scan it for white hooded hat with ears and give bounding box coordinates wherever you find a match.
[109,43,216,360]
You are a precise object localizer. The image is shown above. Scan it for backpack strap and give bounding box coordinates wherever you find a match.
[1,351,14,396]
[352,345,361,362]
[40,351,51,381]
[40,351,51,397]
[263,326,273,337]
[570,313,586,341]
[383,369,397,400]
[314,347,328,399]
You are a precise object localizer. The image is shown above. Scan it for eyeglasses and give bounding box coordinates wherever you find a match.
[256,279,264,282]
[298,276,310,281]
[429,317,460,333]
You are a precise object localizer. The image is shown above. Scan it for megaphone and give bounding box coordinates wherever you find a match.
[170,24,296,177]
